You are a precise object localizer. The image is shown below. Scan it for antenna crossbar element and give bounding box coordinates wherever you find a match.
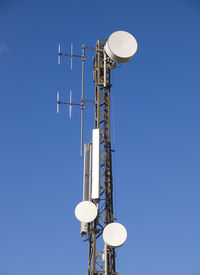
[83,99,95,103]
[59,53,82,58]
[58,101,81,106]
[83,46,96,51]
[58,100,94,105]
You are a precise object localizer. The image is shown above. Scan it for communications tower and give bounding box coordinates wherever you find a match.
[57,31,138,275]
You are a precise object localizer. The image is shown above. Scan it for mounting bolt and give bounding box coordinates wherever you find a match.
[80,102,85,110]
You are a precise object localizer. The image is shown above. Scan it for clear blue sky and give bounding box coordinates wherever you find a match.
[0,0,200,274]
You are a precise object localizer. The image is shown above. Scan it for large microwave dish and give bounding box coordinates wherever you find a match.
[103,222,127,248]
[105,31,138,63]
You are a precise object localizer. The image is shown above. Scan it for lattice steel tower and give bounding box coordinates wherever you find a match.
[57,31,138,275]
[88,39,116,275]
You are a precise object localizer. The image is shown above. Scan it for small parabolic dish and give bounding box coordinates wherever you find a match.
[75,201,98,223]
[105,30,138,63]
[103,222,127,248]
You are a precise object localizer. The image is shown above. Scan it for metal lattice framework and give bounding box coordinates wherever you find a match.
[57,37,121,275]
[87,39,117,275]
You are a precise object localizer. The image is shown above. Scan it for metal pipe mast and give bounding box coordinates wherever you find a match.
[87,39,117,275]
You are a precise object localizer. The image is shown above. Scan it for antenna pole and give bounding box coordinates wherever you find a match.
[104,243,108,275]
[80,45,86,157]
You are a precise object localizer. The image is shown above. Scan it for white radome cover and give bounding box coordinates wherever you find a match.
[105,30,138,63]
[103,222,127,248]
[75,201,97,223]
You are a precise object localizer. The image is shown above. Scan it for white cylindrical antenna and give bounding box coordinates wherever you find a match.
[92,129,100,199]
[57,91,59,114]
[69,90,72,119]
[88,142,92,201]
[70,43,73,70]
[104,51,107,87]
[58,44,61,65]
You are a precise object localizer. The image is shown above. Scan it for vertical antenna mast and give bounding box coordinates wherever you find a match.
[80,45,85,157]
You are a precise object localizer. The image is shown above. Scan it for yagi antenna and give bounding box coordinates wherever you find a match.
[57,44,95,156]
[58,42,81,69]
[57,89,94,156]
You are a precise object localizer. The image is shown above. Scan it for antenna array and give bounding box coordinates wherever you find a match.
[57,43,94,156]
